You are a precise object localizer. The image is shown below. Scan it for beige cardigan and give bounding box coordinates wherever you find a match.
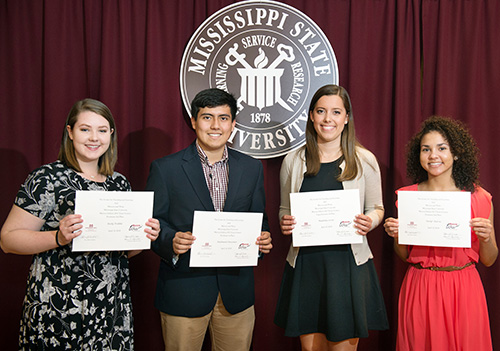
[279,146,384,267]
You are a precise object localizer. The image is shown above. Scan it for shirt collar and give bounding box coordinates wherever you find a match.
[195,140,229,166]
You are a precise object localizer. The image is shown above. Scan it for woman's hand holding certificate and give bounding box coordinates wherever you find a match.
[72,191,154,251]
[290,189,362,247]
[398,191,471,247]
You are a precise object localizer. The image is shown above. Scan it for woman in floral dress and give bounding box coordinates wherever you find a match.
[0,98,160,350]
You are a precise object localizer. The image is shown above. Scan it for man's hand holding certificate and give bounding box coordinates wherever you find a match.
[72,191,154,252]
[398,191,471,247]
[290,189,362,247]
[190,211,263,267]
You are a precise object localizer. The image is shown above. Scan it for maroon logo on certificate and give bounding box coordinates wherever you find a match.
[300,221,311,228]
[85,224,97,232]
[180,0,338,158]
[339,220,352,227]
[238,243,251,249]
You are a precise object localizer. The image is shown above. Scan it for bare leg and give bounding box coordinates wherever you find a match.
[300,333,359,351]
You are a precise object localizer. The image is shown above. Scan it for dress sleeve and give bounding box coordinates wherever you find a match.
[471,186,492,219]
[14,166,56,221]
[112,172,132,191]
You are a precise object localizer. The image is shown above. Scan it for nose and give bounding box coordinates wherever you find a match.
[211,118,220,129]
[89,130,98,141]
[324,111,332,122]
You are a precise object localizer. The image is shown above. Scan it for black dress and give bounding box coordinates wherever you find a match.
[274,159,388,342]
[15,161,134,350]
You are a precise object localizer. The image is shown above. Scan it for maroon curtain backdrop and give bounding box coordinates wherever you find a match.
[1,1,499,350]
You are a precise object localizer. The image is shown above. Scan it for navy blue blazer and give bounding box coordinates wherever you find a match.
[146,142,269,317]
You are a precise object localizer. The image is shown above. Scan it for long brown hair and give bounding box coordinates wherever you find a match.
[58,98,117,176]
[305,84,361,180]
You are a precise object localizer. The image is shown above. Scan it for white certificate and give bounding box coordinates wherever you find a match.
[189,211,263,267]
[398,191,471,247]
[290,189,362,247]
[72,191,154,252]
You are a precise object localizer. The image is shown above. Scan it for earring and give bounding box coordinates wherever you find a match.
[344,121,348,124]
[454,156,458,161]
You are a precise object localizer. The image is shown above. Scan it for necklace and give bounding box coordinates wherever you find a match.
[78,171,99,181]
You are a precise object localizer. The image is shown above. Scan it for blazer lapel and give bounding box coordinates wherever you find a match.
[182,143,215,211]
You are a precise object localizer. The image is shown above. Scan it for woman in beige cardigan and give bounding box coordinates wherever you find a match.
[274,85,388,351]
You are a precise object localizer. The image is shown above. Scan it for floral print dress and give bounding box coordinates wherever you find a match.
[15,161,134,350]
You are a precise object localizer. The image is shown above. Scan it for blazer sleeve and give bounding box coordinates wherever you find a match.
[146,160,177,265]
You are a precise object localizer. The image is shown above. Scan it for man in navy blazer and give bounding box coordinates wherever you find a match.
[146,88,272,351]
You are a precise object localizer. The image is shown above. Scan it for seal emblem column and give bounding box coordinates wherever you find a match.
[180,0,338,158]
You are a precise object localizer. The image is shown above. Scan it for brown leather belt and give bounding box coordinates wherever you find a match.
[410,261,474,272]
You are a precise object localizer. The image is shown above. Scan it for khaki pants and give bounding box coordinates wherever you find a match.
[160,294,255,351]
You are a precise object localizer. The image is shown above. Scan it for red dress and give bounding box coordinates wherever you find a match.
[396,184,493,351]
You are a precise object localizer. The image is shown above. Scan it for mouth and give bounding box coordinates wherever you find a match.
[428,162,443,167]
[85,145,101,151]
[320,125,335,131]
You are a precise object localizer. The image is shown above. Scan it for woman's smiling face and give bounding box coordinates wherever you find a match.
[419,130,455,180]
[67,111,112,165]
[310,94,348,145]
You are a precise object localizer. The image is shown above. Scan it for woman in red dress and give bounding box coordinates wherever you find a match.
[384,116,497,351]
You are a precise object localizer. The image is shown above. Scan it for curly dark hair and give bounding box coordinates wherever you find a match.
[406,116,479,192]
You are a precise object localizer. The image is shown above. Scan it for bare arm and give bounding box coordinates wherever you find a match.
[1,205,80,254]
[472,205,498,267]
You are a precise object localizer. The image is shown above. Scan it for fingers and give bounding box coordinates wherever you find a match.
[145,218,161,241]
[280,215,295,235]
[58,214,84,245]
[173,231,195,255]
[354,214,372,236]
[384,217,399,238]
[470,218,493,242]
[257,231,273,254]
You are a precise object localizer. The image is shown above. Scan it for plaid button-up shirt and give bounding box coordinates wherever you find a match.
[196,141,229,211]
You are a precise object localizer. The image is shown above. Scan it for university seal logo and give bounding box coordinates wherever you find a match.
[180,0,338,158]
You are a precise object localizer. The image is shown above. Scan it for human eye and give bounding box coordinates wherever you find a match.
[99,129,108,133]
[316,108,325,114]
[333,110,341,115]
[80,128,89,132]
